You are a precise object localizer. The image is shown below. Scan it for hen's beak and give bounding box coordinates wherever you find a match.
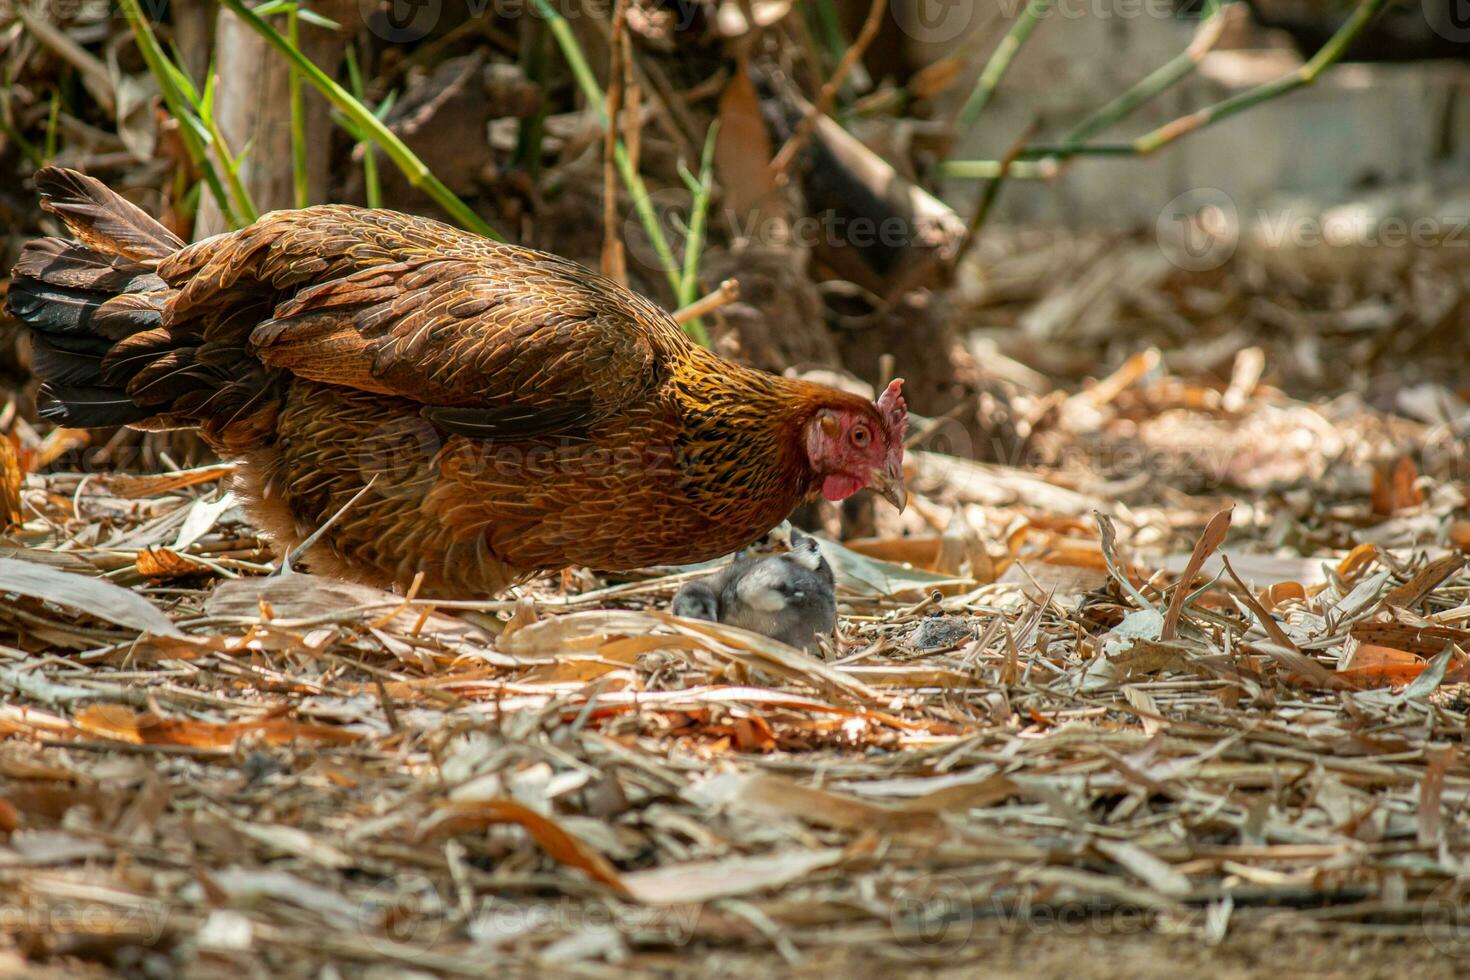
[870,465,908,513]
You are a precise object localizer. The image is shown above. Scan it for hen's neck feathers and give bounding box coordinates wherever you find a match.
[666,343,874,509]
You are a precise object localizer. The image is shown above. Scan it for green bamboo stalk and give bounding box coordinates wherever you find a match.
[531,0,684,303]
[254,0,342,213]
[957,0,1053,130]
[215,0,503,240]
[935,159,1051,180]
[805,0,865,101]
[207,129,259,224]
[200,70,259,223]
[534,0,603,112]
[171,163,195,225]
[288,4,309,209]
[117,0,240,226]
[672,123,719,346]
[809,0,848,70]
[677,124,719,307]
[1131,0,1387,156]
[1015,141,1139,158]
[514,21,550,182]
[1063,0,1234,147]
[956,124,1037,265]
[344,44,382,209]
[945,0,1388,173]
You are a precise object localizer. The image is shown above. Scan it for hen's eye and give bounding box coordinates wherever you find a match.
[851,427,871,447]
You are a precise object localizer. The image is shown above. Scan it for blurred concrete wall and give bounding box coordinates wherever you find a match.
[912,1,1470,228]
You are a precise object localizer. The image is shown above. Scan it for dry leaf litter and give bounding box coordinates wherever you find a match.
[1,237,1468,975]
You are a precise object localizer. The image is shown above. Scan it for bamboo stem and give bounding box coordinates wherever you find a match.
[937,159,1053,180]
[601,0,629,285]
[678,125,719,308]
[514,21,549,182]
[945,0,1388,174]
[343,44,381,209]
[674,123,719,346]
[1133,0,1386,156]
[287,4,308,209]
[201,91,260,224]
[956,122,1036,267]
[1063,0,1240,148]
[957,0,1053,130]
[532,0,686,309]
[808,0,849,71]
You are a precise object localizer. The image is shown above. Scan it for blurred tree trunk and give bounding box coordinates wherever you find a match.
[172,0,217,89]
[194,2,352,238]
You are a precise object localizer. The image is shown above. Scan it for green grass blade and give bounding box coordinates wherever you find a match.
[287,4,309,209]
[674,122,719,345]
[117,0,239,226]
[530,0,688,322]
[344,43,381,210]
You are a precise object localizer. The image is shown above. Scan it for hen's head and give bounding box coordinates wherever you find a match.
[803,379,908,511]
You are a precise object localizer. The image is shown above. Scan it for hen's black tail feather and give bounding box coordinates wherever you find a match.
[7,169,182,428]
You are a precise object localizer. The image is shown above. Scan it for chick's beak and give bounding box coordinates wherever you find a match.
[870,464,908,513]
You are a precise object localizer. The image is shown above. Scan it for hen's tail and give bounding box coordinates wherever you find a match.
[6,168,185,427]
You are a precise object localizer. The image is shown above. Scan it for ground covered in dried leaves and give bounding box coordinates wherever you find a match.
[3,242,1470,977]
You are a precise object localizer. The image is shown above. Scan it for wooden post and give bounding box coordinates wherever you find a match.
[194,0,352,237]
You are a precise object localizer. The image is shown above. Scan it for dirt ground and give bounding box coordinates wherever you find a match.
[781,929,1463,979]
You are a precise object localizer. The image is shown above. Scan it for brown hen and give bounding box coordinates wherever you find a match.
[7,168,908,596]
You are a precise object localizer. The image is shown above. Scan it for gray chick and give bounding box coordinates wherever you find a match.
[670,529,837,651]
[669,577,721,623]
[670,522,795,623]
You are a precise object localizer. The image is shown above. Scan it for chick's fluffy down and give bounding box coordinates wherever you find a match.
[670,529,836,651]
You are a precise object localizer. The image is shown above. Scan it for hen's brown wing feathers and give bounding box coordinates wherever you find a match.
[251,257,665,424]
[161,207,683,437]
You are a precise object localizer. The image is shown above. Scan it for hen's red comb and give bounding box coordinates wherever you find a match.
[877,378,907,438]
